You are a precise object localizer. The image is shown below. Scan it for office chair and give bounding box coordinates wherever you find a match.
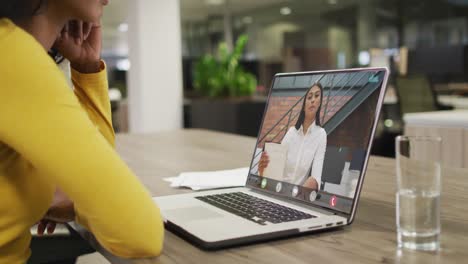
[320,146,349,190]
[28,224,95,264]
[395,75,453,115]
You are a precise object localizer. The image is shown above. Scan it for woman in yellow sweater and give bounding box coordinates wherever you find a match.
[0,0,164,263]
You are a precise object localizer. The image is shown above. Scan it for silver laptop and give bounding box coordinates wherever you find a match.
[154,68,389,249]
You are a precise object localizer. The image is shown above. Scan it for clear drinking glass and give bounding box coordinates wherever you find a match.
[395,136,442,251]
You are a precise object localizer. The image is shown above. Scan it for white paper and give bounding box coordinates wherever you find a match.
[263,142,288,181]
[163,167,249,191]
[163,177,178,183]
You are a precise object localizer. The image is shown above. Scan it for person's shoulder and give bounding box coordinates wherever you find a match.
[0,18,15,37]
[282,127,298,143]
[0,19,57,73]
[317,126,327,137]
[287,126,297,133]
[286,126,299,136]
[0,20,70,101]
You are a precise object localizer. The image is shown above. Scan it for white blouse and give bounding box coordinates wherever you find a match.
[281,122,327,186]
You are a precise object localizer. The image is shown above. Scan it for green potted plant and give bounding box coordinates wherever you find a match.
[188,35,265,136]
[193,35,257,97]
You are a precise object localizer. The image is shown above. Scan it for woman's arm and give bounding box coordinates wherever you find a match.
[55,21,115,146]
[39,21,115,235]
[0,46,163,258]
[71,62,115,146]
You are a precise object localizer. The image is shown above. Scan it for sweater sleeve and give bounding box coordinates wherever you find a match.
[0,31,163,258]
[71,61,115,147]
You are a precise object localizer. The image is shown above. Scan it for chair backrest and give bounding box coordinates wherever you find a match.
[396,75,437,115]
[349,148,366,171]
[321,146,348,187]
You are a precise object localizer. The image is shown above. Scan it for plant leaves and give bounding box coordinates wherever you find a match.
[192,34,256,97]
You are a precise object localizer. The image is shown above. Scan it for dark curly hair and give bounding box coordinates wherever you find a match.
[295,82,324,129]
[0,0,46,22]
[1,0,63,64]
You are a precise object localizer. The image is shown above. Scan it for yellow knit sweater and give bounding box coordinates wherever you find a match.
[0,18,163,263]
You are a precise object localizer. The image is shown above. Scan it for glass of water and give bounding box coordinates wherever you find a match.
[395,136,441,251]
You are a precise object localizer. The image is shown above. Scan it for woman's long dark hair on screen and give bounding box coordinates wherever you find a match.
[295,82,324,130]
[1,0,63,64]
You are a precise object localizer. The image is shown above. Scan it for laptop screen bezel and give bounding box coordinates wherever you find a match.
[245,67,390,221]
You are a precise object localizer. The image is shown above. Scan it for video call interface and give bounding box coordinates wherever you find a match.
[247,70,386,213]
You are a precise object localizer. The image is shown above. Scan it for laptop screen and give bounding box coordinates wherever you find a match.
[247,68,388,214]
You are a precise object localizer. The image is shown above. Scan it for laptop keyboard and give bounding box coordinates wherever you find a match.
[195,192,315,225]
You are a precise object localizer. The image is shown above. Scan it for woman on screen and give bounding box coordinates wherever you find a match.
[259,82,327,190]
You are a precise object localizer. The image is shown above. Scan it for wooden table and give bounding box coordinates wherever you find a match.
[77,129,468,264]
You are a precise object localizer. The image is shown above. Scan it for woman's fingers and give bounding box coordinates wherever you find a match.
[46,222,57,234]
[259,151,270,174]
[37,220,47,236]
[37,220,58,235]
[64,20,94,43]
[62,23,69,41]
[69,20,84,44]
[83,22,93,40]
[69,21,77,38]
[76,20,83,44]
[260,152,269,165]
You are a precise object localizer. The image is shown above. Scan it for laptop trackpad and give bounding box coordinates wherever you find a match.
[165,206,224,222]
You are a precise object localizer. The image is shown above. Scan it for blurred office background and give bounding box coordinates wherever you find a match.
[100,0,468,158]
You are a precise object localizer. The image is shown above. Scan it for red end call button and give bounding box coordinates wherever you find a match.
[330,195,337,207]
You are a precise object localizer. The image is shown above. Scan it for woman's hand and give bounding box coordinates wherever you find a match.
[37,219,56,236]
[303,177,319,190]
[37,188,75,236]
[258,151,270,176]
[54,20,102,73]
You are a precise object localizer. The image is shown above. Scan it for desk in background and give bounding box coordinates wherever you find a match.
[404,110,468,168]
[75,129,468,264]
[434,83,468,95]
[383,86,468,110]
[437,95,468,110]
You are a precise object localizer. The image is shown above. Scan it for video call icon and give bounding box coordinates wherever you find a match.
[261,178,268,189]
[275,182,282,193]
[292,186,299,197]
[330,195,338,207]
[309,191,317,202]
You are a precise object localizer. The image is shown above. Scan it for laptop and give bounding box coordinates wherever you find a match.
[154,68,389,249]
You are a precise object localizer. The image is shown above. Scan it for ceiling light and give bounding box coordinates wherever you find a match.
[280,7,292,16]
[242,16,253,24]
[358,51,370,66]
[205,0,225,5]
[328,0,338,5]
[118,23,128,32]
